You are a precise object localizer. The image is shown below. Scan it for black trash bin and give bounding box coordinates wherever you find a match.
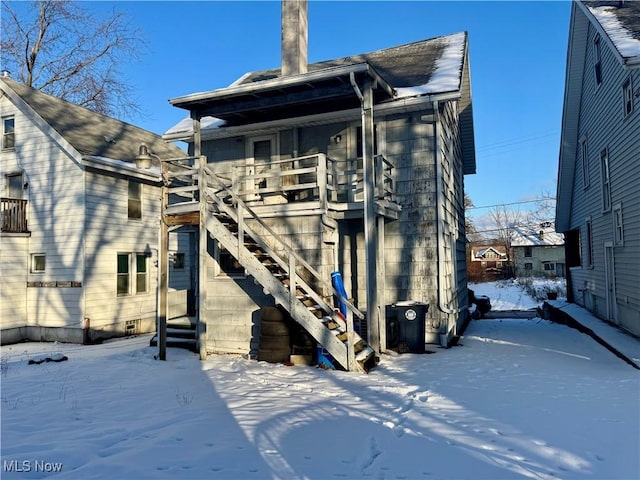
[394,301,428,353]
[385,305,400,350]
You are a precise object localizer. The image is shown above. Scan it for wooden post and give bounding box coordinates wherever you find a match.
[194,113,207,361]
[158,160,169,361]
[362,77,380,353]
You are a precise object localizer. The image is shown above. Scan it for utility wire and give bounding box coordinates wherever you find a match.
[467,198,556,210]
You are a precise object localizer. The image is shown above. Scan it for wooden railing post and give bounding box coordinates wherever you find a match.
[317,154,327,210]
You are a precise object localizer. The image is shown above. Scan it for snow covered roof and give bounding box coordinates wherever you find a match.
[511,224,564,247]
[166,32,469,136]
[584,1,640,63]
[0,76,185,168]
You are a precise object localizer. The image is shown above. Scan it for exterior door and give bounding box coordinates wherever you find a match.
[246,135,276,197]
[604,243,618,324]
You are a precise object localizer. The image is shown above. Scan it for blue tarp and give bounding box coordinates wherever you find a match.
[331,271,348,317]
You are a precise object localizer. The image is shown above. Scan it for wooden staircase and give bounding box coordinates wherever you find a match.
[200,169,376,372]
[150,317,197,352]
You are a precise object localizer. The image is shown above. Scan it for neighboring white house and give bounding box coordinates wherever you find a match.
[511,223,565,278]
[556,1,640,337]
[0,75,193,345]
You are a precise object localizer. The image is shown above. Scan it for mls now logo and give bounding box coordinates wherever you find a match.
[3,460,63,473]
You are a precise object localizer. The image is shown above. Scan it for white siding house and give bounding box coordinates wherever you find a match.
[0,75,192,344]
[556,1,640,337]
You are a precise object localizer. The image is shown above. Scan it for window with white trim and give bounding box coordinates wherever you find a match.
[594,34,602,87]
[613,203,624,246]
[117,253,148,296]
[1,116,15,150]
[623,78,633,117]
[128,181,142,220]
[5,172,23,198]
[585,218,594,268]
[543,262,555,272]
[600,148,611,212]
[524,246,532,258]
[30,254,45,273]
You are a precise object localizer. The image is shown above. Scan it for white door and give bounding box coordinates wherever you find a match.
[604,243,618,324]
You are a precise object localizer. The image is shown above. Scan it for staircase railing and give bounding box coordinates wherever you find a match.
[203,166,367,370]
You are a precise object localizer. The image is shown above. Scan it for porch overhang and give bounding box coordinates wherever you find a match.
[169,63,396,126]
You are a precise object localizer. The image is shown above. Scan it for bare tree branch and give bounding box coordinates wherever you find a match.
[1,0,145,117]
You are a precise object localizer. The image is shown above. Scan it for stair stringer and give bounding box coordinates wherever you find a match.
[205,214,352,369]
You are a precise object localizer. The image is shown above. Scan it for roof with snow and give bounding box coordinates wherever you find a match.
[1,76,185,167]
[511,224,564,247]
[166,32,475,174]
[584,1,640,61]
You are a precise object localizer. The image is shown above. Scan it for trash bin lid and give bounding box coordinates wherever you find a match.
[394,301,428,306]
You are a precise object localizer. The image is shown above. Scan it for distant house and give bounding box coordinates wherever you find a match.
[0,75,193,345]
[511,223,565,278]
[161,1,476,370]
[468,245,508,282]
[556,1,640,337]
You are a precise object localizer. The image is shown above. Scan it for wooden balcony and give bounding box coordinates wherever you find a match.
[220,153,400,220]
[1,198,29,233]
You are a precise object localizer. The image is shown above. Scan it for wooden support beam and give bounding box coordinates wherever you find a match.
[158,161,169,361]
[362,77,380,353]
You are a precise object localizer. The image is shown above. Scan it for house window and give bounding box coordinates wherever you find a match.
[600,148,611,212]
[623,78,633,117]
[524,263,533,271]
[135,254,148,294]
[580,137,589,188]
[524,246,533,257]
[2,116,15,150]
[172,252,185,269]
[117,253,148,296]
[585,219,594,268]
[128,181,142,220]
[5,173,23,198]
[117,254,130,295]
[594,34,602,87]
[613,204,624,246]
[30,254,45,273]
[543,262,555,271]
[565,229,581,268]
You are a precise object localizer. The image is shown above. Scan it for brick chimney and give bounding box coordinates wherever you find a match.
[281,0,308,76]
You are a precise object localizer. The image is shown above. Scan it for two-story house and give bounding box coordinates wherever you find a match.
[0,75,193,345]
[556,1,640,337]
[511,223,565,278]
[160,1,476,371]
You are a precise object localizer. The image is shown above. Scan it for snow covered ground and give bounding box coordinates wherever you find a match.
[2,281,639,479]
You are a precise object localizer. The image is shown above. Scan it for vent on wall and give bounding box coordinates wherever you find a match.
[125,319,140,335]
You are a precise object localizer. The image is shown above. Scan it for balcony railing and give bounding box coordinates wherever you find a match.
[1,198,28,233]
[227,153,396,211]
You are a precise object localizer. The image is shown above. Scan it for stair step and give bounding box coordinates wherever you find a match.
[150,335,197,353]
[356,346,375,363]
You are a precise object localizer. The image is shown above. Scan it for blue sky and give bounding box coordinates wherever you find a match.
[86,0,571,221]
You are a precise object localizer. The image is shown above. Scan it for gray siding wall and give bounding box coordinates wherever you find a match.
[568,21,640,335]
[199,104,472,350]
[0,235,28,339]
